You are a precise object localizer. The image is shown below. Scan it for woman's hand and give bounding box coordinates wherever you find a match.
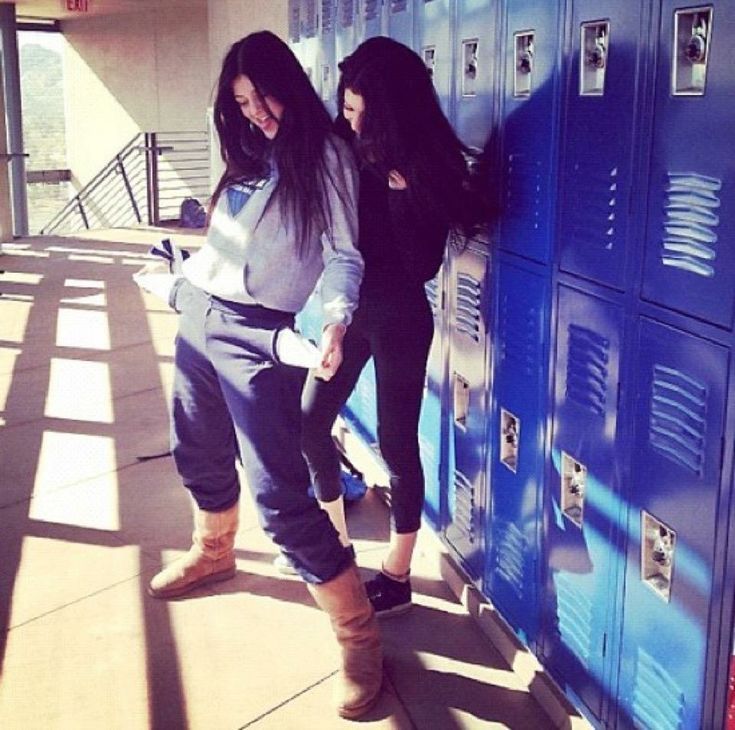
[388,170,408,190]
[315,323,347,381]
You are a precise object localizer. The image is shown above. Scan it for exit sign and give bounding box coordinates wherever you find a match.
[65,0,90,11]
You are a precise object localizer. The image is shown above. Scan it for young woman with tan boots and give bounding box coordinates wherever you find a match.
[146,31,382,719]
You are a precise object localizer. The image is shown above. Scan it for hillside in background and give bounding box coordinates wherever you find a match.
[21,41,66,171]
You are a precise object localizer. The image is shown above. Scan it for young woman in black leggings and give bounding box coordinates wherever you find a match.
[300,37,488,617]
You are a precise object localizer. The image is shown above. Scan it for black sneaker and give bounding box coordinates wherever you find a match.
[364,571,412,618]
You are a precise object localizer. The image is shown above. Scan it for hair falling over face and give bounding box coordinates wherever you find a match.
[211,31,341,256]
[335,36,493,239]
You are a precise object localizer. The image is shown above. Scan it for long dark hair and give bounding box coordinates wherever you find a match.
[212,31,338,255]
[335,36,490,238]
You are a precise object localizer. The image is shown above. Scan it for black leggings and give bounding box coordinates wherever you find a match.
[301,288,434,534]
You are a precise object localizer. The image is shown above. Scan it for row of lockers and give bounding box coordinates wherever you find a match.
[290,1,735,728]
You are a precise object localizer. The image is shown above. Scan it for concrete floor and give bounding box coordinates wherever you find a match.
[0,228,561,729]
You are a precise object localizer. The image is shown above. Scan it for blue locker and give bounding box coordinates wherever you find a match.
[445,237,491,581]
[318,0,338,113]
[616,320,730,730]
[497,0,562,265]
[288,0,303,64]
[420,263,449,530]
[641,3,735,330]
[386,0,415,49]
[542,284,625,723]
[557,0,648,291]
[453,0,497,152]
[417,0,454,119]
[299,0,320,86]
[295,290,323,343]
[485,255,549,646]
[335,0,359,63]
[360,0,385,40]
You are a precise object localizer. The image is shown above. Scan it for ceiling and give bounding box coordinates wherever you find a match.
[0,0,207,22]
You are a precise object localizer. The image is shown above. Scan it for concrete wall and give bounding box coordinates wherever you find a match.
[62,3,210,186]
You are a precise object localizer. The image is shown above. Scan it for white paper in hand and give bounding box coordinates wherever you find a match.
[132,261,181,306]
[275,328,322,369]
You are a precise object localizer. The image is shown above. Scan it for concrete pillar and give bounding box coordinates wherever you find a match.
[0,3,28,237]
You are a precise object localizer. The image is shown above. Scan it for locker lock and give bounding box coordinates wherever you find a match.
[588,36,607,69]
[513,31,535,97]
[518,47,533,74]
[673,8,712,95]
[641,511,676,602]
[561,453,586,528]
[685,29,707,63]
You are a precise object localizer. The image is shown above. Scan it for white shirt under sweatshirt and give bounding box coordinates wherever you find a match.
[182,135,363,327]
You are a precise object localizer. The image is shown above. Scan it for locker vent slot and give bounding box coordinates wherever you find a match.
[494,519,526,597]
[632,647,686,730]
[564,165,618,255]
[451,469,476,542]
[660,172,721,278]
[555,573,593,663]
[499,291,540,377]
[288,0,300,41]
[391,0,408,11]
[301,0,318,37]
[455,273,482,342]
[565,324,610,417]
[505,154,542,226]
[321,0,335,34]
[649,364,707,476]
[339,0,354,28]
[364,0,380,21]
[424,275,440,318]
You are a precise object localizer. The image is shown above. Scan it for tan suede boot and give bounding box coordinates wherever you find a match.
[307,564,383,719]
[148,502,238,599]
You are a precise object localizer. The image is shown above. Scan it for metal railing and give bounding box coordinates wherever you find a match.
[39,130,209,235]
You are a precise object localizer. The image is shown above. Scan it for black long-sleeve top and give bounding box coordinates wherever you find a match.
[357,166,449,297]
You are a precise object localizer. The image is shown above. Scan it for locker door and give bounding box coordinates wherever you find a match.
[289,0,304,66]
[361,0,385,40]
[319,0,338,114]
[557,0,647,290]
[485,256,549,645]
[336,0,358,61]
[386,0,415,49]
[641,3,735,330]
[617,320,730,730]
[453,0,496,151]
[445,238,491,581]
[420,263,448,530]
[343,360,379,447]
[497,0,562,265]
[542,285,624,722]
[300,0,320,87]
[417,0,454,119]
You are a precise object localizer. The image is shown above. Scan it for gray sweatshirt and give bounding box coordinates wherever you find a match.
[182,135,363,327]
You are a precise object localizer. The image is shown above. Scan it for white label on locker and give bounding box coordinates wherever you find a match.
[580,20,610,96]
[500,409,520,473]
[462,39,479,97]
[561,452,586,528]
[672,7,713,96]
[423,45,436,78]
[513,31,534,98]
[453,372,470,432]
[641,511,676,602]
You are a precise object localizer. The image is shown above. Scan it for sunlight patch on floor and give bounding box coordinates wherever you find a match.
[45,358,114,423]
[56,308,111,350]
